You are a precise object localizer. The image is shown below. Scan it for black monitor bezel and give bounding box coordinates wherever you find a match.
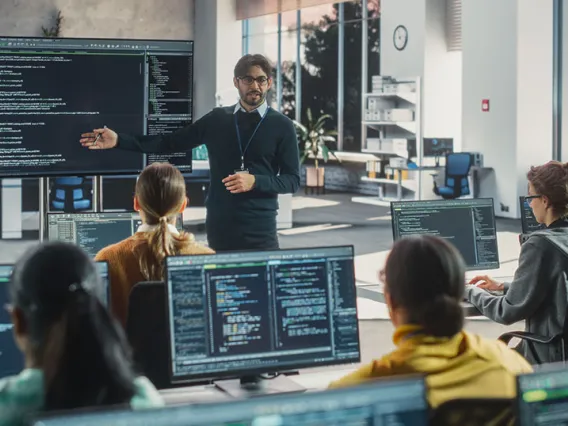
[164,245,360,385]
[389,198,500,271]
[0,35,194,178]
[514,362,568,426]
[518,196,544,235]
[29,375,428,425]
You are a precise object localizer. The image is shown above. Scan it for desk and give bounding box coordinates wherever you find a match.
[384,165,493,200]
[158,368,356,406]
[357,283,481,317]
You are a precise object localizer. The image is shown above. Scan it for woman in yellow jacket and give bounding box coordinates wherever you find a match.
[329,235,532,408]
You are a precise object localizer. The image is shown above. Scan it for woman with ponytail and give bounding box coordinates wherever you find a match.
[0,242,162,425]
[95,162,213,326]
[329,235,531,408]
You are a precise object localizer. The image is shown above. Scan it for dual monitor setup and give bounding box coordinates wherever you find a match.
[0,36,195,179]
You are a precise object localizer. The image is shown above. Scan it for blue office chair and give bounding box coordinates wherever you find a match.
[51,176,91,212]
[431,153,472,199]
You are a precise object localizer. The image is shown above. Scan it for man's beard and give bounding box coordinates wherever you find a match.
[241,89,265,107]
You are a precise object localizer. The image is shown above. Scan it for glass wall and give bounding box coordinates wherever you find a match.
[242,0,380,152]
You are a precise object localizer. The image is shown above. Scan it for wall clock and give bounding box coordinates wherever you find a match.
[393,25,408,51]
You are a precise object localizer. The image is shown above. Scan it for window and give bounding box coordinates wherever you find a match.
[242,0,381,152]
[342,0,380,151]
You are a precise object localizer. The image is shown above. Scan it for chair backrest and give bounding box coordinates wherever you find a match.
[126,281,170,389]
[445,153,472,197]
[431,398,515,426]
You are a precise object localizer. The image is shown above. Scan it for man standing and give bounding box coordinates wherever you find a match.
[80,54,300,251]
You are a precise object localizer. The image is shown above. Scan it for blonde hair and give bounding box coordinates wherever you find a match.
[134,163,193,280]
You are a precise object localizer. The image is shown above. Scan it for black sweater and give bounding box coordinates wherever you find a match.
[117,106,300,218]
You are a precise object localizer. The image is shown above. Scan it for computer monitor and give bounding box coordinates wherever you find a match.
[31,377,428,426]
[423,138,454,157]
[165,245,359,395]
[391,198,500,271]
[519,196,545,235]
[0,36,193,177]
[516,363,568,425]
[0,262,109,380]
[0,264,22,379]
[46,212,183,257]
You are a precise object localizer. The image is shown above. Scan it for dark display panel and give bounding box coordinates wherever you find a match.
[0,37,193,177]
[165,246,360,382]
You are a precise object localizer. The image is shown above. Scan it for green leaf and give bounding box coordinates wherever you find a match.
[306,108,313,124]
[314,114,332,130]
[321,145,330,162]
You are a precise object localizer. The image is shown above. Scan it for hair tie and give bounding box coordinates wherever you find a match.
[68,283,82,293]
[159,216,168,224]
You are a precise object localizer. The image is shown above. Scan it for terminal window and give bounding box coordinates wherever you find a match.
[391,199,499,270]
[47,212,136,258]
[0,265,24,379]
[0,37,193,177]
[166,246,359,379]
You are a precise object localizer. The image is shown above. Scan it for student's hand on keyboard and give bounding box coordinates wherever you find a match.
[468,275,504,292]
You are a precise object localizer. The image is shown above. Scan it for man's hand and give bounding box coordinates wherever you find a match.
[79,127,118,150]
[223,173,256,194]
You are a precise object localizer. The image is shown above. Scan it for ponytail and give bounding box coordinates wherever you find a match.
[42,287,136,410]
[409,294,463,338]
[137,215,196,281]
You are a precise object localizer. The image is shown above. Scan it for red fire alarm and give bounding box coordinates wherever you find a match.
[482,99,490,112]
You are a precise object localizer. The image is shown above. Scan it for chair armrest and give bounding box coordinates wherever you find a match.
[499,331,558,345]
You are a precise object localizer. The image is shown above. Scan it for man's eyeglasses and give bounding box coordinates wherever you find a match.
[238,75,269,86]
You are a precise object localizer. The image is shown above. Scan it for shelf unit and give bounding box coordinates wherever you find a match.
[354,76,423,207]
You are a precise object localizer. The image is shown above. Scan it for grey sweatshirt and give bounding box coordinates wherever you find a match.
[465,223,568,364]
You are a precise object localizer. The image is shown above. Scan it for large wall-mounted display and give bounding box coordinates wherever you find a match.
[0,37,194,177]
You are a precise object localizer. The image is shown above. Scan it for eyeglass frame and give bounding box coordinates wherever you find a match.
[525,194,542,204]
[237,75,270,86]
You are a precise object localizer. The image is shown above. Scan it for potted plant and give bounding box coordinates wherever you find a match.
[294,108,339,194]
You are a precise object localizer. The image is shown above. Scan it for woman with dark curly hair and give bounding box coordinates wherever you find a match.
[467,161,568,364]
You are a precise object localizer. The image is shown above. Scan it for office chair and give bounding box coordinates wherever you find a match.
[126,281,170,389]
[431,153,473,199]
[51,176,91,212]
[430,398,515,426]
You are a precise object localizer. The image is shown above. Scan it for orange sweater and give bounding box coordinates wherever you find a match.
[94,233,214,327]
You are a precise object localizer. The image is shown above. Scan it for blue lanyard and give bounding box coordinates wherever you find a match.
[234,107,270,170]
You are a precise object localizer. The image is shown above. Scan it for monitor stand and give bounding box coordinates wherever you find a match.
[214,374,306,398]
[434,156,440,167]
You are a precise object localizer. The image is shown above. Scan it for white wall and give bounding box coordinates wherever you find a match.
[462,0,552,218]
[380,0,426,77]
[0,0,194,39]
[516,0,553,196]
[423,0,462,150]
[462,0,517,214]
[381,0,462,157]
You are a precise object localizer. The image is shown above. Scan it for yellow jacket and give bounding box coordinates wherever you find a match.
[329,325,532,407]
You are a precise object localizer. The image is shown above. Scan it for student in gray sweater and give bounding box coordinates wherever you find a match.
[466,161,568,365]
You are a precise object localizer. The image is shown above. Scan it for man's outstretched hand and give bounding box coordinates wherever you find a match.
[223,173,256,194]
[79,127,118,150]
